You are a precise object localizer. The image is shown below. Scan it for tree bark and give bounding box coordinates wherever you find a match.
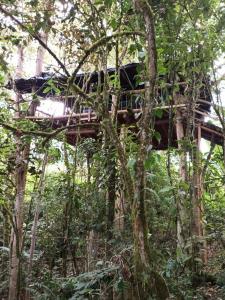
[8,46,25,300]
[175,95,189,253]
[106,146,116,244]
[3,211,11,247]
[9,31,48,300]
[132,1,169,298]
[106,94,118,253]
[114,126,128,232]
[191,125,207,269]
[86,230,99,272]
[132,1,157,275]
[28,152,48,274]
[28,30,48,272]
[61,142,72,277]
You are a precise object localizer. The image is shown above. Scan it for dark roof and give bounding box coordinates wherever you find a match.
[8,63,141,96]
[6,62,212,113]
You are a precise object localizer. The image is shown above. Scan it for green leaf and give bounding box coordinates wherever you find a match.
[95,0,103,4]
[127,158,136,170]
[154,131,161,143]
[154,108,164,119]
[110,18,117,30]
[104,0,113,8]
[43,86,52,94]
[159,186,174,194]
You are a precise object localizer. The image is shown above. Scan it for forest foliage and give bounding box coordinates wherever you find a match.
[0,0,225,299]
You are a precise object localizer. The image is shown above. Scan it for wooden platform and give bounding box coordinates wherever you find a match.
[15,108,224,149]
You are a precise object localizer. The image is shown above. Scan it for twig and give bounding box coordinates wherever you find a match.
[69,31,145,85]
[0,5,70,76]
[0,121,99,139]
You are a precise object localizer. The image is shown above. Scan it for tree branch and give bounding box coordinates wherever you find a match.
[0,5,70,77]
[69,31,145,85]
[202,142,215,180]
[0,121,99,139]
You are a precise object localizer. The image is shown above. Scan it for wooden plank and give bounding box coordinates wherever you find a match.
[45,82,188,100]
[13,104,187,121]
[66,128,97,135]
[14,112,97,120]
[194,109,219,121]
[201,125,223,138]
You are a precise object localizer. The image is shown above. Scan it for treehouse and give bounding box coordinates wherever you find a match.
[8,63,223,149]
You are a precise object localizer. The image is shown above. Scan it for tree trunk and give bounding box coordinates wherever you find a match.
[114,126,128,232]
[62,201,69,277]
[3,211,11,247]
[61,142,72,277]
[106,143,116,245]
[175,95,189,253]
[9,31,48,299]
[191,125,207,269]
[8,46,25,300]
[132,1,169,298]
[28,152,48,274]
[106,94,118,253]
[132,0,157,272]
[86,230,99,272]
[25,32,48,300]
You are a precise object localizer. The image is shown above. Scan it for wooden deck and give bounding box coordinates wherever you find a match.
[14,106,224,149]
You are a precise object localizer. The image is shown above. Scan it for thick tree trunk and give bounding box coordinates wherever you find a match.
[9,136,30,300]
[9,31,48,300]
[132,1,157,276]
[8,46,25,300]
[132,1,169,298]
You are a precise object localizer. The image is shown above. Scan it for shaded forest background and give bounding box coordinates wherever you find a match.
[0,0,225,299]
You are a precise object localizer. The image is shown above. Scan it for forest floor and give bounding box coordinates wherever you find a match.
[196,243,225,299]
